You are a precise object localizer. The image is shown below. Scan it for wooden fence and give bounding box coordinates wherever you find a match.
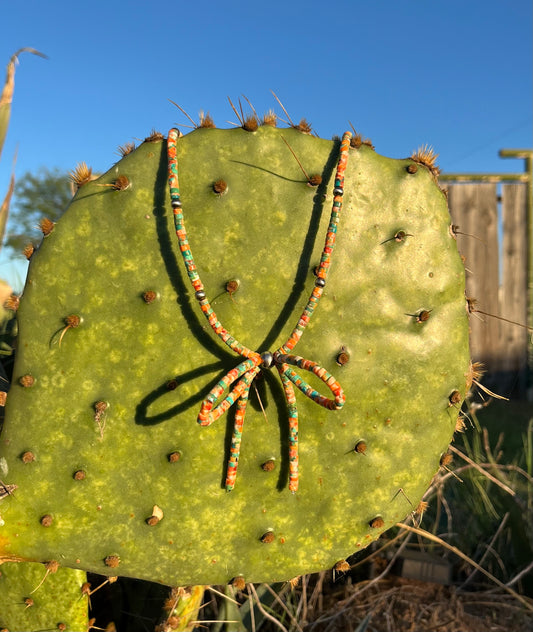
[440,176,530,398]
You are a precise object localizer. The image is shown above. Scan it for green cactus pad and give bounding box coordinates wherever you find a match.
[0,561,88,631]
[0,125,470,585]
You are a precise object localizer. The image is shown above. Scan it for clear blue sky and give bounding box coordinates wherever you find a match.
[1,0,531,289]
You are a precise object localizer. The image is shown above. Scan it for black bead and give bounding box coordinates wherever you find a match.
[195,290,206,301]
[333,187,344,196]
[260,352,274,369]
[315,277,326,288]
[171,198,182,208]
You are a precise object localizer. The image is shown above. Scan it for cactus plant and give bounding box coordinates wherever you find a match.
[0,112,470,588]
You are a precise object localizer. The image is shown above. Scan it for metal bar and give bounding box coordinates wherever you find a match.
[499,149,533,159]
[439,173,528,182]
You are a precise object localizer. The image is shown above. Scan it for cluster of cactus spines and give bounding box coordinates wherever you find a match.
[0,98,470,588]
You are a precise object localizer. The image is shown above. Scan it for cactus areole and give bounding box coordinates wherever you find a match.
[0,120,470,586]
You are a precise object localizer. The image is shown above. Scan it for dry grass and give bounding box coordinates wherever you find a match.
[296,575,533,632]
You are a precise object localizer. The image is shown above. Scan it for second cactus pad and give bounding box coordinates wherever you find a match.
[0,124,470,585]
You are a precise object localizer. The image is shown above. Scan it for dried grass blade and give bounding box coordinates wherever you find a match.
[1,48,47,160]
[0,148,17,246]
[448,444,515,496]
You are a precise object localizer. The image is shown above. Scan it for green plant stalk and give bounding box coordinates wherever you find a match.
[525,418,533,513]
[157,585,206,632]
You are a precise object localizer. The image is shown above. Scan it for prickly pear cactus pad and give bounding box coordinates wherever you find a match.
[0,122,470,586]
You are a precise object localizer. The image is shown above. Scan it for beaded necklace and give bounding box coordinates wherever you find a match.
[167,129,352,492]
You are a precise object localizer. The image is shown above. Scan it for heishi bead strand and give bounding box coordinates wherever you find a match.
[168,129,262,367]
[167,129,351,492]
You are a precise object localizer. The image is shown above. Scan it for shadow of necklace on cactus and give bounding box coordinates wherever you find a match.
[230,146,342,354]
[149,143,227,359]
[136,146,290,428]
[148,136,341,362]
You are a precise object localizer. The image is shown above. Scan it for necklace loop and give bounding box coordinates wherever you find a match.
[168,129,352,492]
